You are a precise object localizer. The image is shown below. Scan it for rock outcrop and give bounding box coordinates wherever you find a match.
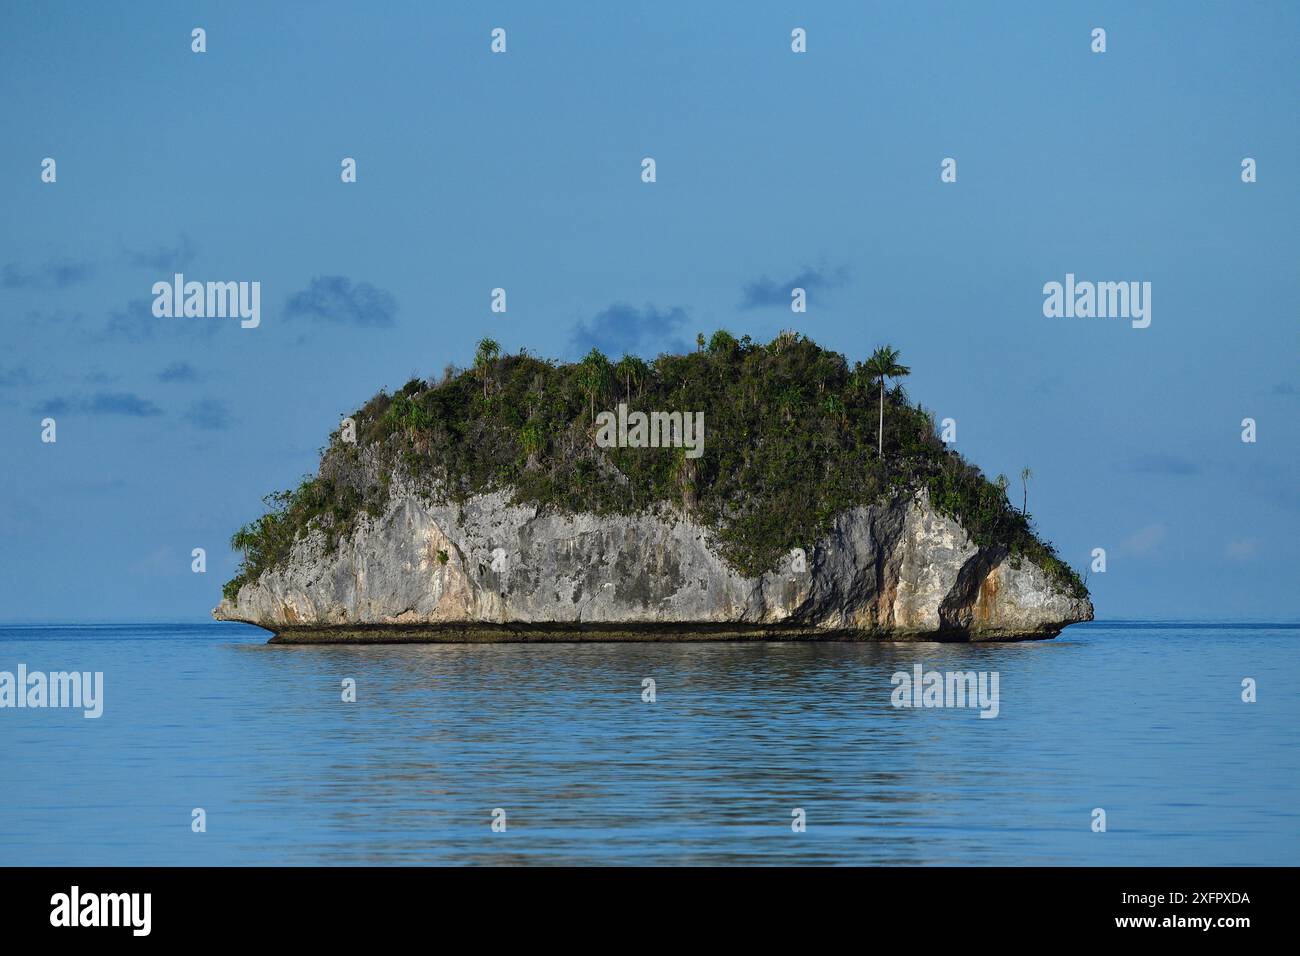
[213,485,1092,643]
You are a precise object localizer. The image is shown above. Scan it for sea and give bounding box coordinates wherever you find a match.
[0,620,1295,865]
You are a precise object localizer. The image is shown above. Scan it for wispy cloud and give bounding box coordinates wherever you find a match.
[1120,523,1167,557]
[82,368,120,385]
[1225,538,1260,561]
[33,391,163,417]
[128,545,180,577]
[158,361,200,383]
[739,264,849,310]
[182,398,232,430]
[103,296,162,342]
[100,296,219,342]
[0,364,38,388]
[569,302,691,357]
[124,235,198,273]
[285,276,398,326]
[2,257,95,290]
[84,392,164,417]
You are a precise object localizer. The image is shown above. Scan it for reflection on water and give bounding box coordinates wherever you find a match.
[1,622,1296,865]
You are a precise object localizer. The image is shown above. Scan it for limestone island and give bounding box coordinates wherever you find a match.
[214,333,1092,643]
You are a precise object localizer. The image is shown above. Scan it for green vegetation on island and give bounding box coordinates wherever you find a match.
[223,332,1087,602]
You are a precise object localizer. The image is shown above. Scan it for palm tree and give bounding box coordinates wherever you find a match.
[578,348,611,424]
[230,525,256,562]
[474,337,501,399]
[1020,466,1032,515]
[613,354,648,401]
[864,345,911,457]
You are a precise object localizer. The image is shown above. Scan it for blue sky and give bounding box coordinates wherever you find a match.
[1,1,1296,621]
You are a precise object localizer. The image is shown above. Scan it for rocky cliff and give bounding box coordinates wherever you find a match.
[213,484,1092,643]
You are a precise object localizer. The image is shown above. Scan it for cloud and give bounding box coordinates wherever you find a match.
[100,296,219,342]
[182,398,233,430]
[33,392,163,417]
[1225,538,1260,561]
[2,257,95,290]
[285,276,397,326]
[124,235,198,272]
[88,392,164,416]
[1030,375,1063,397]
[158,361,200,383]
[0,365,38,388]
[569,302,691,357]
[34,397,71,415]
[739,264,849,310]
[1120,523,1167,557]
[128,545,180,577]
[102,296,163,341]
[1127,452,1201,476]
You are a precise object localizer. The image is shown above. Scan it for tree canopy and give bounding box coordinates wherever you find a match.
[223,331,1086,603]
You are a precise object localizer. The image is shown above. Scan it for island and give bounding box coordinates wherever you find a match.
[214,332,1093,642]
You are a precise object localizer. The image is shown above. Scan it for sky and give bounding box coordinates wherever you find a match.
[0,1,1296,621]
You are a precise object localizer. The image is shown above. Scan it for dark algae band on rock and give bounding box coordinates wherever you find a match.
[215,332,1092,642]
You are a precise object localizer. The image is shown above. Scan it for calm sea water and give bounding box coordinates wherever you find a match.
[0,621,1295,866]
